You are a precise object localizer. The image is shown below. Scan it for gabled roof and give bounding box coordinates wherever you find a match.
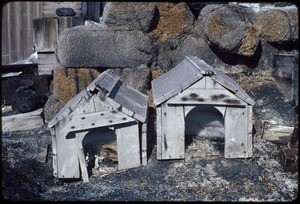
[151,56,255,106]
[48,70,148,128]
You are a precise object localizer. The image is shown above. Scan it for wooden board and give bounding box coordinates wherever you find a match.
[61,110,135,133]
[115,122,141,170]
[37,51,58,75]
[156,107,162,160]
[76,131,89,182]
[2,108,44,132]
[224,107,249,158]
[263,125,294,144]
[168,89,246,107]
[56,131,80,179]
[161,104,185,160]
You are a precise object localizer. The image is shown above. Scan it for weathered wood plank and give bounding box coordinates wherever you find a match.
[168,89,246,107]
[161,104,185,159]
[115,122,141,170]
[56,131,80,179]
[37,52,58,75]
[156,106,162,160]
[263,125,294,144]
[2,108,44,132]
[224,107,249,158]
[76,131,89,182]
[61,110,135,133]
[36,143,50,163]
[141,122,147,166]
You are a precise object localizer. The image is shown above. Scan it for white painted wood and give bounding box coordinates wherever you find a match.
[115,122,141,170]
[37,52,58,75]
[248,105,253,134]
[76,131,89,182]
[205,76,221,89]
[2,108,44,132]
[55,130,80,179]
[224,107,249,158]
[263,125,294,142]
[168,89,246,107]
[61,110,135,133]
[156,107,162,160]
[141,122,147,166]
[188,78,205,89]
[51,133,58,177]
[183,105,226,117]
[161,104,185,159]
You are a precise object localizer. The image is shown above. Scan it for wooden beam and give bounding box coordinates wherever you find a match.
[2,108,44,132]
[1,63,38,73]
[61,110,135,133]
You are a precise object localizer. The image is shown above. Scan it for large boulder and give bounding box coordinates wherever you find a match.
[157,34,220,70]
[257,8,298,43]
[149,2,194,42]
[198,4,260,57]
[56,25,157,68]
[113,68,151,95]
[102,2,158,32]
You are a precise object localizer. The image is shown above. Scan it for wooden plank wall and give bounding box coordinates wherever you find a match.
[1,1,82,65]
[2,2,42,64]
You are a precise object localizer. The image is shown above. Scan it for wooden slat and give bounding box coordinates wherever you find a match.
[2,108,44,132]
[141,122,147,166]
[224,107,249,158]
[263,125,294,144]
[61,110,135,133]
[161,104,185,159]
[37,52,58,75]
[156,107,162,160]
[56,130,80,179]
[51,128,58,177]
[168,89,246,107]
[115,122,141,170]
[76,131,89,182]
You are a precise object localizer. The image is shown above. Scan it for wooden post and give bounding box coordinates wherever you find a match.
[76,131,89,182]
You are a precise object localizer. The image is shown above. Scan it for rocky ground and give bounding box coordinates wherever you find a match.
[1,123,298,202]
[2,70,298,202]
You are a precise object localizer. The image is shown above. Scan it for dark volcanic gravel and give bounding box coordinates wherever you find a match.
[1,125,298,202]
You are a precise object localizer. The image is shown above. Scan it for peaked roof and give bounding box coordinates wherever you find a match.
[48,70,148,128]
[151,56,255,106]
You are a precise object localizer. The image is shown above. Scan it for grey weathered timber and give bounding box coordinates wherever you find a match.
[2,108,44,132]
[115,122,141,170]
[37,52,58,75]
[48,70,148,181]
[152,56,255,160]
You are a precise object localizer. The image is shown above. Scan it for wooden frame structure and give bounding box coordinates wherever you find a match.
[152,56,255,160]
[48,70,148,182]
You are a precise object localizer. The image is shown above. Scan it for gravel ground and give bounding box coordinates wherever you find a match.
[1,124,298,202]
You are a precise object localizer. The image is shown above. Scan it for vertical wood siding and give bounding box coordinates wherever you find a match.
[2,2,42,64]
[1,1,82,65]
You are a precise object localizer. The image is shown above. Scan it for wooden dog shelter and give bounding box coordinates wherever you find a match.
[152,56,255,160]
[48,70,148,182]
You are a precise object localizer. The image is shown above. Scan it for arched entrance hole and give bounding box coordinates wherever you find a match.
[82,127,117,176]
[185,105,225,158]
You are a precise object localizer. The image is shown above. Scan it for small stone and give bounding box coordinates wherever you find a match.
[56,7,76,17]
